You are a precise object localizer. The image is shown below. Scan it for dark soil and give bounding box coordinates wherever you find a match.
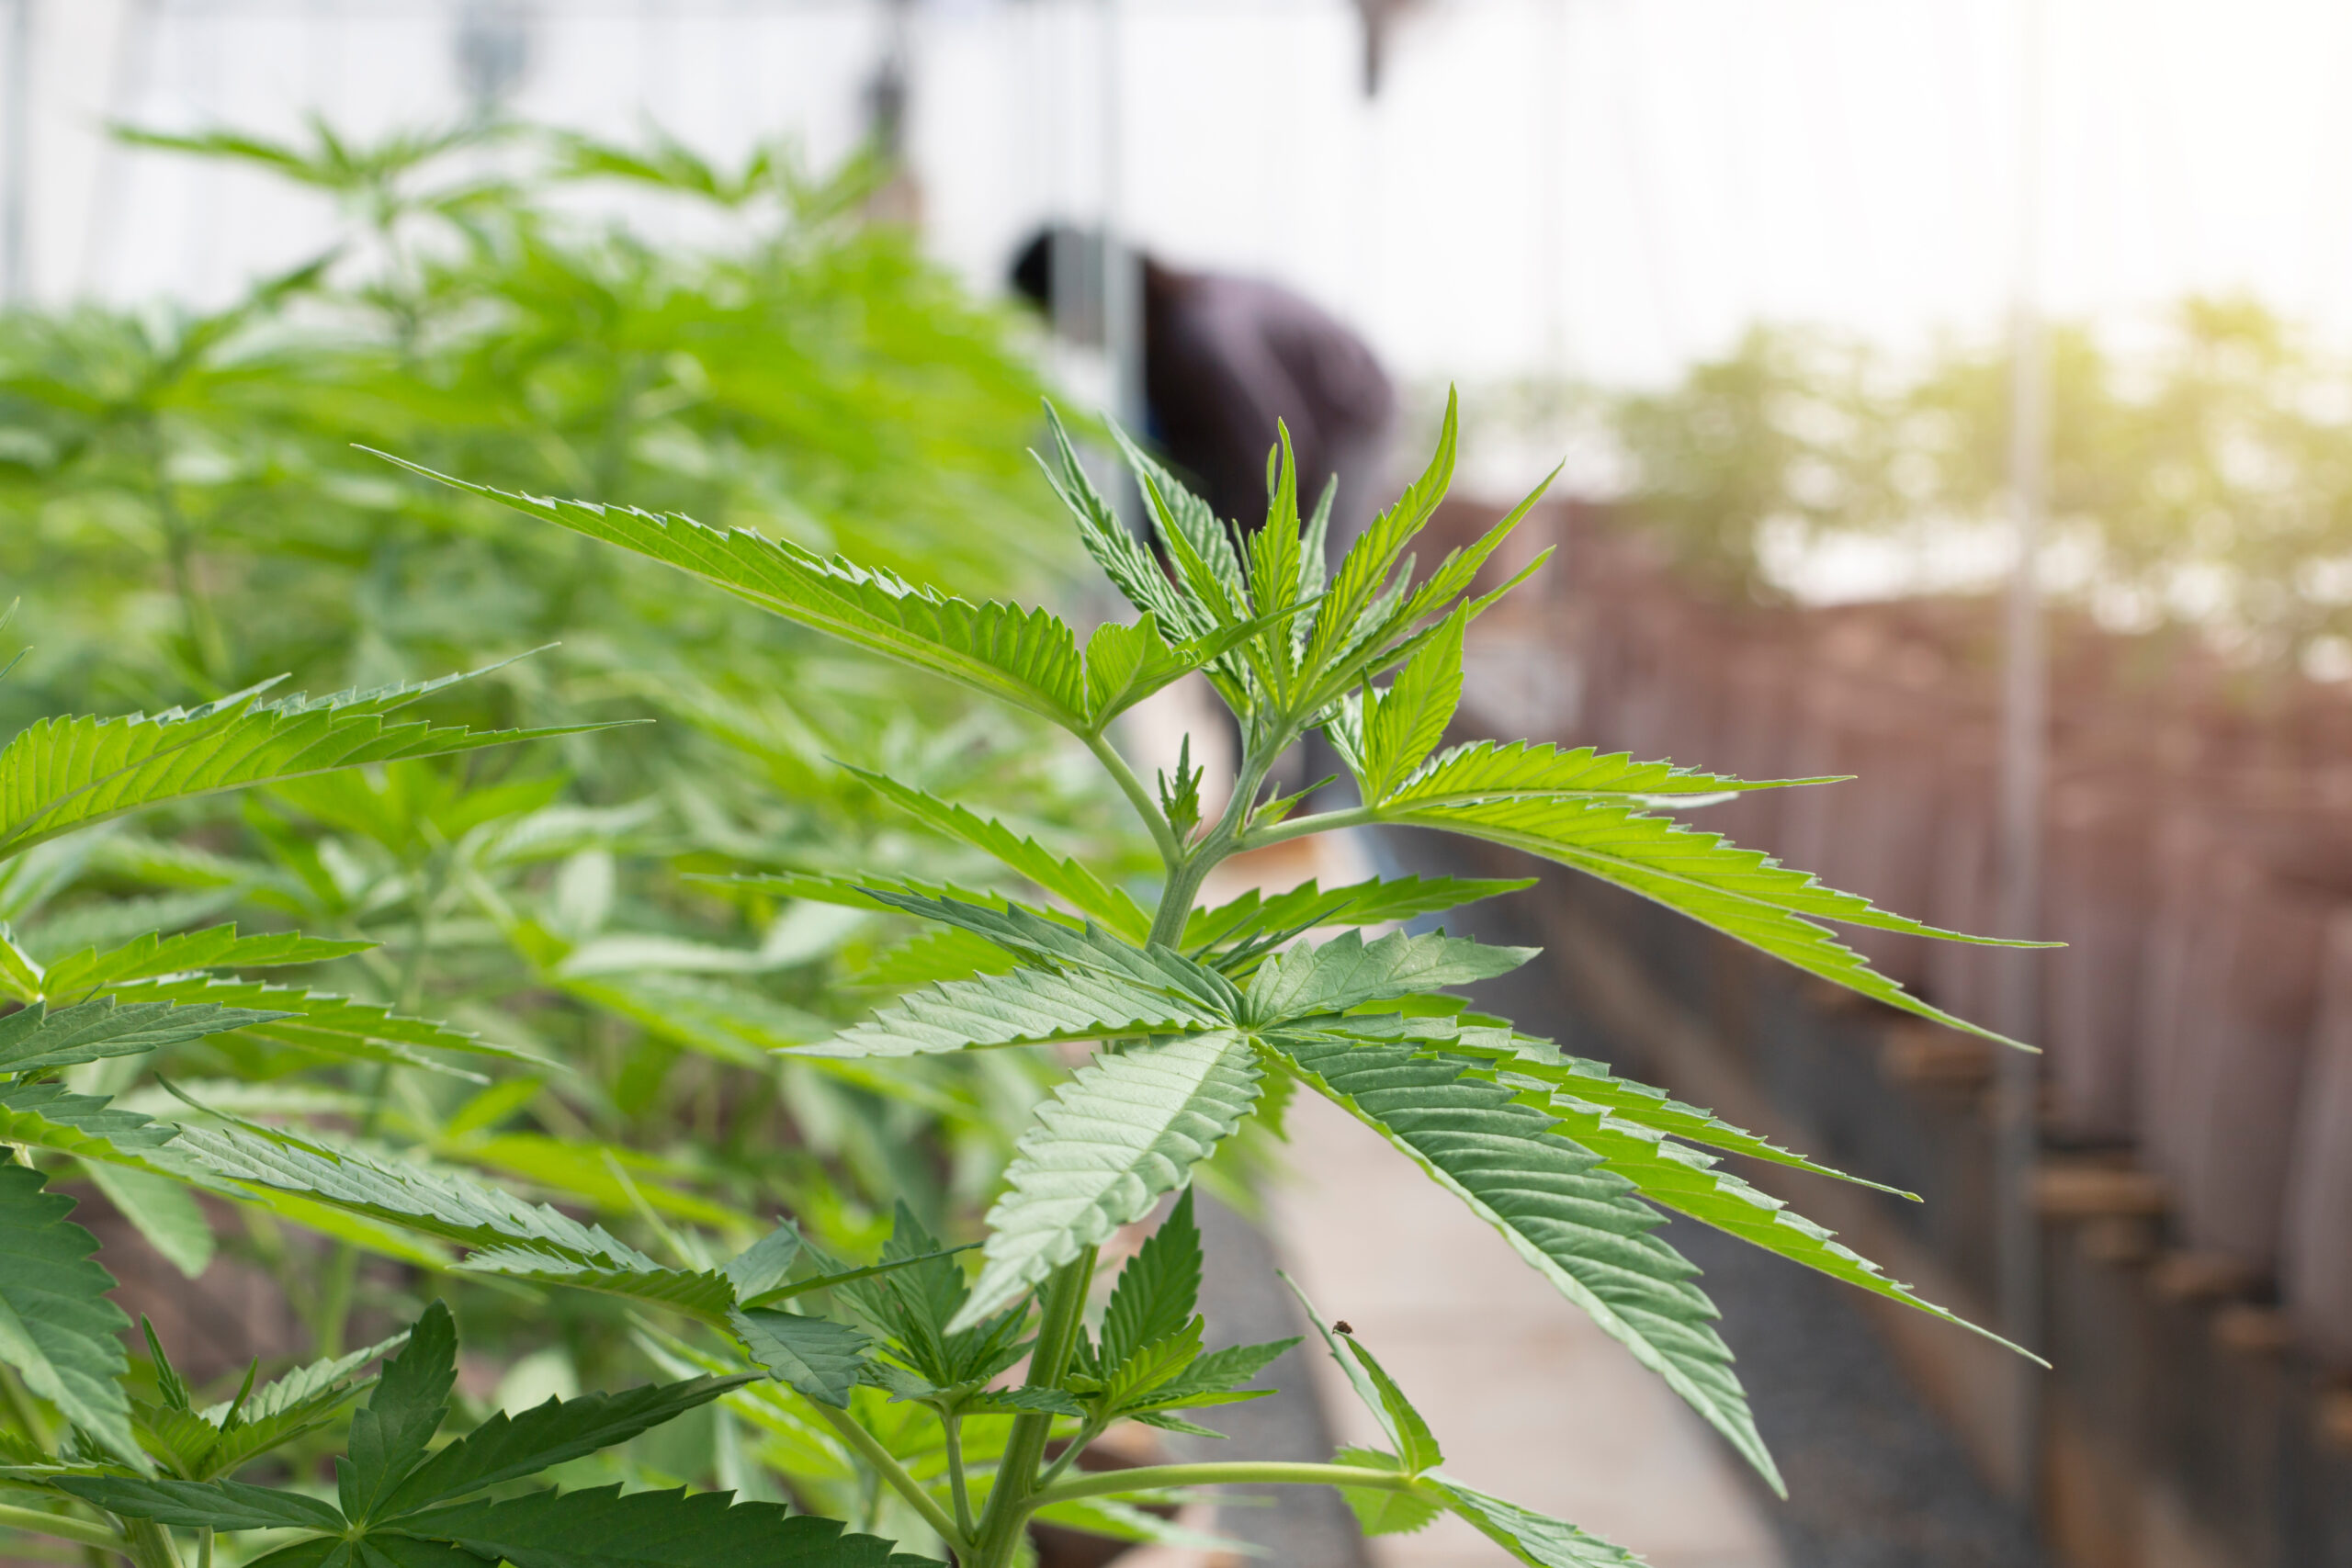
[1666,1215,2047,1568]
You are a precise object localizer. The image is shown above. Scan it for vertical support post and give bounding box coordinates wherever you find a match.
[1099,0,1140,434]
[1097,0,1143,533]
[2,0,30,306]
[1996,0,2048,1512]
[1535,0,1568,400]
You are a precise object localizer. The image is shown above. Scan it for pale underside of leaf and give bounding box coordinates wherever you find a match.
[1244,929,1533,1024]
[1426,1475,1644,1568]
[175,1123,663,1275]
[798,964,1227,1059]
[1329,1018,1905,1193]
[730,1309,874,1409]
[951,1032,1262,1331]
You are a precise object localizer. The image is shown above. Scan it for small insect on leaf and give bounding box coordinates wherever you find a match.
[1333,1321,1353,1336]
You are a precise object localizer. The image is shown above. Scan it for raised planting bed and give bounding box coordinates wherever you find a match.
[1422,495,2352,1568]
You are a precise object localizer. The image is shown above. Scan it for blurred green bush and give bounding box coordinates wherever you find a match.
[1612,299,2352,670]
[0,119,1148,1499]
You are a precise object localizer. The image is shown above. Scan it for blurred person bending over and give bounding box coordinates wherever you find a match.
[1012,226,1396,801]
[1011,225,1396,561]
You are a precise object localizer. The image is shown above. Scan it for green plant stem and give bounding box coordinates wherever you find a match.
[195,1525,211,1568]
[1238,803,1378,852]
[1144,741,1278,949]
[1084,731,1180,869]
[1029,1419,1102,1493]
[142,418,225,690]
[0,1366,51,1449]
[810,1404,965,1555]
[121,1517,184,1568]
[966,1246,1095,1568]
[0,1503,122,1552]
[319,842,446,1357]
[1030,1461,1422,1508]
[1148,856,1215,948]
[922,728,1279,1564]
[942,1412,975,1540]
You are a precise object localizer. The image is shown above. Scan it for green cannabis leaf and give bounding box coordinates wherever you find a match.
[0,660,609,862]
[0,1162,142,1467]
[55,1303,932,1566]
[372,383,2046,1567]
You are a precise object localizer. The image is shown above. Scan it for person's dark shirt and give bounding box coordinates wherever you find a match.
[1141,259,1394,531]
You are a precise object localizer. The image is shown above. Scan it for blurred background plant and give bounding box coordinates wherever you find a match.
[1605,298,2352,676]
[0,118,1160,1550]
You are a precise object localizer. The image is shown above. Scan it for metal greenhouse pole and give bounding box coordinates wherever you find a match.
[1,0,28,304]
[1100,0,1142,443]
[1096,0,1145,540]
[1996,0,2050,1507]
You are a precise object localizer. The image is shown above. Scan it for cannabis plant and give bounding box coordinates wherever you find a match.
[0,650,989,1562]
[0,118,1103,1418]
[0,393,2035,1565]
[335,397,2022,1565]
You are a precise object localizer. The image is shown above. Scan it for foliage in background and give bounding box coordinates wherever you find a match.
[1610,299,2352,669]
[0,118,1158,1561]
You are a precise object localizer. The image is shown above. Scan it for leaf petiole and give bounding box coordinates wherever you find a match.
[1085,729,1182,868]
[0,1502,123,1552]
[810,1402,967,1556]
[1031,1418,1104,1493]
[942,1409,975,1539]
[1238,803,1380,852]
[966,1247,1097,1567]
[1027,1460,1426,1510]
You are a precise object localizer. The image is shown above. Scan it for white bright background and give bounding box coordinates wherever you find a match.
[13,2,2352,402]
